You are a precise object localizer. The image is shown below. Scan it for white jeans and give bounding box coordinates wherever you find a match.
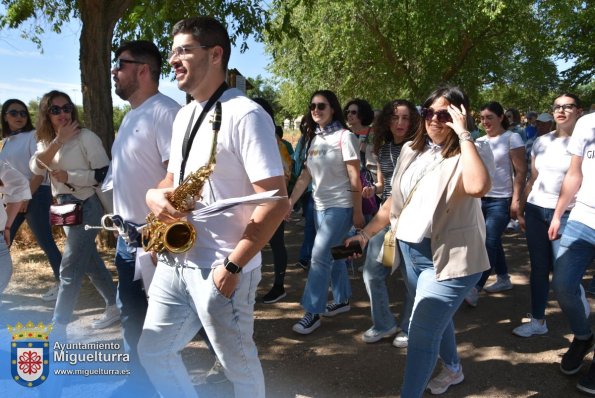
[138,259,264,398]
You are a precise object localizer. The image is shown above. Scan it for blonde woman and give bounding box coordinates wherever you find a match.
[30,90,117,338]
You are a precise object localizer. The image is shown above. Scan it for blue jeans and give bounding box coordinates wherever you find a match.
[477,197,511,289]
[139,262,264,398]
[363,225,413,333]
[269,220,287,286]
[299,192,316,264]
[524,203,569,319]
[301,207,353,314]
[114,236,152,390]
[0,236,12,299]
[552,220,595,338]
[10,185,62,280]
[399,238,481,398]
[52,194,117,325]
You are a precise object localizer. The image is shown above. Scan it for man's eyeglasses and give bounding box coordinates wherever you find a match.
[344,109,358,116]
[6,110,28,118]
[310,103,327,112]
[112,58,146,71]
[552,104,577,113]
[48,104,74,116]
[169,45,213,60]
[420,108,452,123]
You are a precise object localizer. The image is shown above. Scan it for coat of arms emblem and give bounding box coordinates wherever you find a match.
[8,321,52,387]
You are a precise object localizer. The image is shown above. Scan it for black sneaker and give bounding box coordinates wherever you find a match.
[578,360,595,396]
[292,312,321,334]
[262,285,286,304]
[295,260,310,270]
[561,335,595,375]
[321,301,351,317]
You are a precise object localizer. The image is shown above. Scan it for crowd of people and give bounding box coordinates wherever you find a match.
[0,14,594,398]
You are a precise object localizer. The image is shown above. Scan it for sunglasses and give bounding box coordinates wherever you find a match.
[344,109,358,116]
[420,108,452,123]
[552,103,577,113]
[112,58,146,71]
[310,102,327,112]
[48,104,74,116]
[6,110,28,118]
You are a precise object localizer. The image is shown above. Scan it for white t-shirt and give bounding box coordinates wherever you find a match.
[567,113,595,228]
[306,128,359,210]
[167,88,283,271]
[477,131,524,197]
[527,131,574,209]
[111,92,180,223]
[0,130,49,185]
[0,163,31,229]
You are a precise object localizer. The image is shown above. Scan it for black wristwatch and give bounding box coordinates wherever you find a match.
[224,257,242,274]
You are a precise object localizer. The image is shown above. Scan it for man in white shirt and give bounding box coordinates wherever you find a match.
[138,17,288,398]
[110,40,180,396]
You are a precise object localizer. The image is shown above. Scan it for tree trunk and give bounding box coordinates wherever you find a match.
[78,0,133,248]
[78,0,133,154]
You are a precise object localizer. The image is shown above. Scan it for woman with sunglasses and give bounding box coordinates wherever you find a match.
[29,90,117,338]
[360,100,418,347]
[513,93,583,337]
[1,100,63,301]
[346,86,491,396]
[466,101,527,306]
[288,89,364,334]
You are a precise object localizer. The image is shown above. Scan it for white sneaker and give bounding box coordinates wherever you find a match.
[484,275,513,293]
[362,325,397,343]
[41,283,59,302]
[427,364,464,394]
[580,285,590,318]
[392,331,409,348]
[464,287,479,307]
[512,314,548,337]
[91,305,120,329]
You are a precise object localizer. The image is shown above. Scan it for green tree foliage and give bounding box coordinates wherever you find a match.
[266,0,580,114]
[113,104,131,133]
[538,0,594,87]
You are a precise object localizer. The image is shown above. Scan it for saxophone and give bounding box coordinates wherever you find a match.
[142,101,222,253]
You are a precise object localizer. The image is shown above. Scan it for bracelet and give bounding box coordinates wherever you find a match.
[52,138,64,146]
[358,229,370,242]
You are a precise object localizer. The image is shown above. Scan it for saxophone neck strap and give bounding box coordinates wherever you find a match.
[180,81,228,185]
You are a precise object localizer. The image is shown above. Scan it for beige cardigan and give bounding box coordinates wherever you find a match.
[30,128,109,201]
[389,142,490,281]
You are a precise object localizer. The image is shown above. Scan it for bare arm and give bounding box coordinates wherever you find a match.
[345,196,392,249]
[345,159,364,228]
[509,146,528,219]
[548,155,583,240]
[518,155,538,231]
[286,167,312,219]
[446,104,491,197]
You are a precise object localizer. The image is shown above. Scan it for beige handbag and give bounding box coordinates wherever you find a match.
[381,229,396,266]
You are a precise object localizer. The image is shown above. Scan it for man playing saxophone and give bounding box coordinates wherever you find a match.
[138,16,289,398]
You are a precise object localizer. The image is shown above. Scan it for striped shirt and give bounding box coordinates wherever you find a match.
[378,141,404,199]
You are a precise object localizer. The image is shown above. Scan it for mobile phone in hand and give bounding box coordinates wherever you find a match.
[331,241,363,260]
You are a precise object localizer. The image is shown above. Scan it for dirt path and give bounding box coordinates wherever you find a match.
[1,220,591,397]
